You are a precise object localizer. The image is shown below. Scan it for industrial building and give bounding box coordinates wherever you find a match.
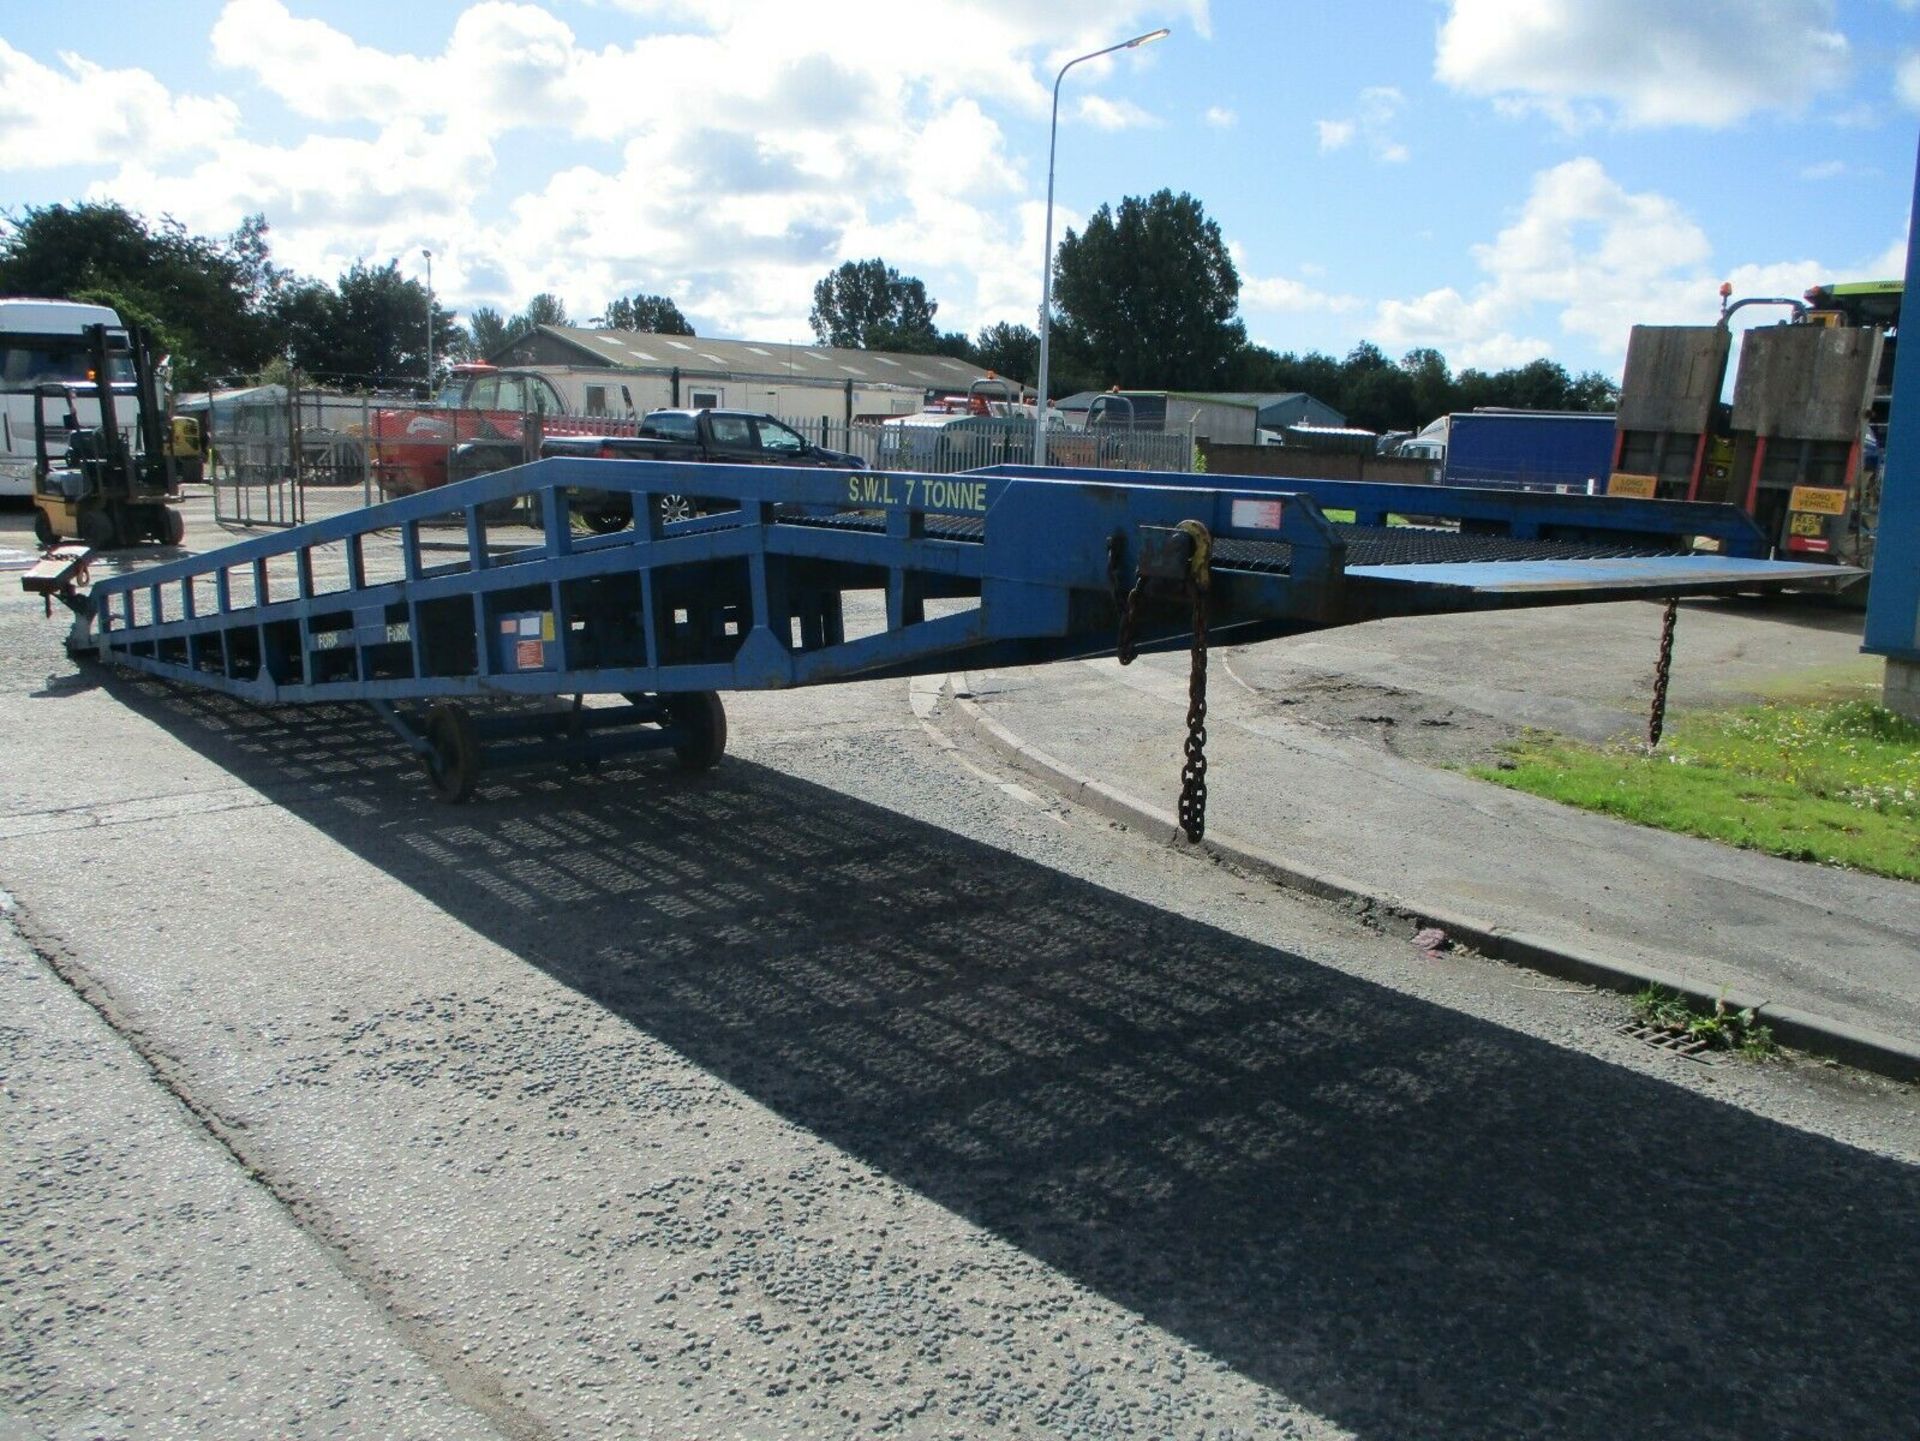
[487,325,1001,423]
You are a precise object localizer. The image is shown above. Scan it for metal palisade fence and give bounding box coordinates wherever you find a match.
[182,389,1202,530]
[789,418,1196,474]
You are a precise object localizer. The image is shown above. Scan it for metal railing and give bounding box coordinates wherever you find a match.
[189,393,1202,536]
[788,418,1195,474]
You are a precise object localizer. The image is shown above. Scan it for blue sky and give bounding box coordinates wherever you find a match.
[2,0,1915,381]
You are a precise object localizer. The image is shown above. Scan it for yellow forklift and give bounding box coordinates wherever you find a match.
[30,322,186,549]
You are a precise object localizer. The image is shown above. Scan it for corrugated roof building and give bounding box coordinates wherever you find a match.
[490,325,1000,422]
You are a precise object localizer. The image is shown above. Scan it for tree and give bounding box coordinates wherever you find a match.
[598,293,694,335]
[1050,190,1245,390]
[1565,369,1620,411]
[467,306,523,358]
[1399,347,1453,427]
[973,322,1037,383]
[520,293,571,330]
[278,260,454,391]
[0,201,278,384]
[273,279,341,376]
[228,213,289,313]
[1501,357,1575,412]
[809,258,941,351]
[1340,363,1416,433]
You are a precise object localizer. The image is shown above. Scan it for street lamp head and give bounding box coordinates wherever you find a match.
[422,247,432,261]
[1126,27,1170,47]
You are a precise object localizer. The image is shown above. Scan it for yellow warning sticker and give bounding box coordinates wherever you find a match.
[1788,486,1847,516]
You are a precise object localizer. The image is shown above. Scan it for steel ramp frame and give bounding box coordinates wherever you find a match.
[70,455,1853,793]
[975,463,1779,554]
[80,457,1363,705]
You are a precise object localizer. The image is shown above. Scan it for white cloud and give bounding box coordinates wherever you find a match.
[1800,159,1848,180]
[1375,286,1554,371]
[1898,50,1920,109]
[0,40,238,169]
[1074,95,1157,130]
[1314,86,1408,162]
[1434,0,1850,129]
[1863,231,1909,279]
[1240,273,1364,316]
[1370,157,1870,372]
[1316,119,1356,151]
[1358,86,1404,122]
[1203,106,1236,128]
[1231,241,1366,344]
[44,0,1209,343]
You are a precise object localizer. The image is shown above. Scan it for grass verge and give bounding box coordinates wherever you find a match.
[1472,699,1920,882]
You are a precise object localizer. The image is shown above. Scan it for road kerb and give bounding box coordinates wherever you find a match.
[941,679,1920,1084]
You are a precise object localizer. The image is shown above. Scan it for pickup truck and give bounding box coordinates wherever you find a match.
[543,408,866,531]
[372,366,864,525]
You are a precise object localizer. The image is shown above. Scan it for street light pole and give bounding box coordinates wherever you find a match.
[422,248,434,397]
[1032,26,1168,467]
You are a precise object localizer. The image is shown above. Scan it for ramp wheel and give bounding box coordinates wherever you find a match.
[423,703,481,802]
[664,691,727,771]
[157,508,185,545]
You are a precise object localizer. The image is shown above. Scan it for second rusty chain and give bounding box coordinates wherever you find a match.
[1646,597,1678,750]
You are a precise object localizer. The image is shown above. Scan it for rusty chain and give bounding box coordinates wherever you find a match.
[1178,566,1210,843]
[1110,524,1214,841]
[1109,531,1147,666]
[1646,597,1678,750]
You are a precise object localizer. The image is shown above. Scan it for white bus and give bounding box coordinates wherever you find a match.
[0,298,139,498]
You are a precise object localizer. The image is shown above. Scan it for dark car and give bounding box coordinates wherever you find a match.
[547,407,866,529]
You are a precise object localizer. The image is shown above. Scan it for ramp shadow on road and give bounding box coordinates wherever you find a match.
[109,672,1920,1441]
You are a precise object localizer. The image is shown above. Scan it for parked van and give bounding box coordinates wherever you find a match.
[0,298,138,498]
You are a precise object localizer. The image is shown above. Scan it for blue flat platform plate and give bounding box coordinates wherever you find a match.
[1346,554,1860,597]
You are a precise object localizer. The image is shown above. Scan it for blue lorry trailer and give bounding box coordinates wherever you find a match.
[1440,410,1619,494]
[27,454,1848,816]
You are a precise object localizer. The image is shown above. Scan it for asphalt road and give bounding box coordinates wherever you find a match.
[3,493,1918,1440]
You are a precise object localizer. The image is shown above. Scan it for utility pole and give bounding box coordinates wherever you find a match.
[422,248,434,396]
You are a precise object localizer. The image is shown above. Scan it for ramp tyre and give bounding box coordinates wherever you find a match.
[423,703,481,803]
[664,690,726,771]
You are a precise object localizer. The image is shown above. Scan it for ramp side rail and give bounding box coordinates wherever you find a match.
[977,463,1775,555]
[79,457,1350,707]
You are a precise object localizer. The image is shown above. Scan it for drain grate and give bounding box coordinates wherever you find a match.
[1617,1021,1718,1063]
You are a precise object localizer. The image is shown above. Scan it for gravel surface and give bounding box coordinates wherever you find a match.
[2,495,1918,1440]
[1218,594,1877,766]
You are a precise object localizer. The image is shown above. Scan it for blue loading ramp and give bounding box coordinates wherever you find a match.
[43,455,1852,809]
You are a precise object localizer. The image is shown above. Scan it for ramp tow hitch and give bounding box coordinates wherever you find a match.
[1112,520,1213,844]
[20,545,97,651]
